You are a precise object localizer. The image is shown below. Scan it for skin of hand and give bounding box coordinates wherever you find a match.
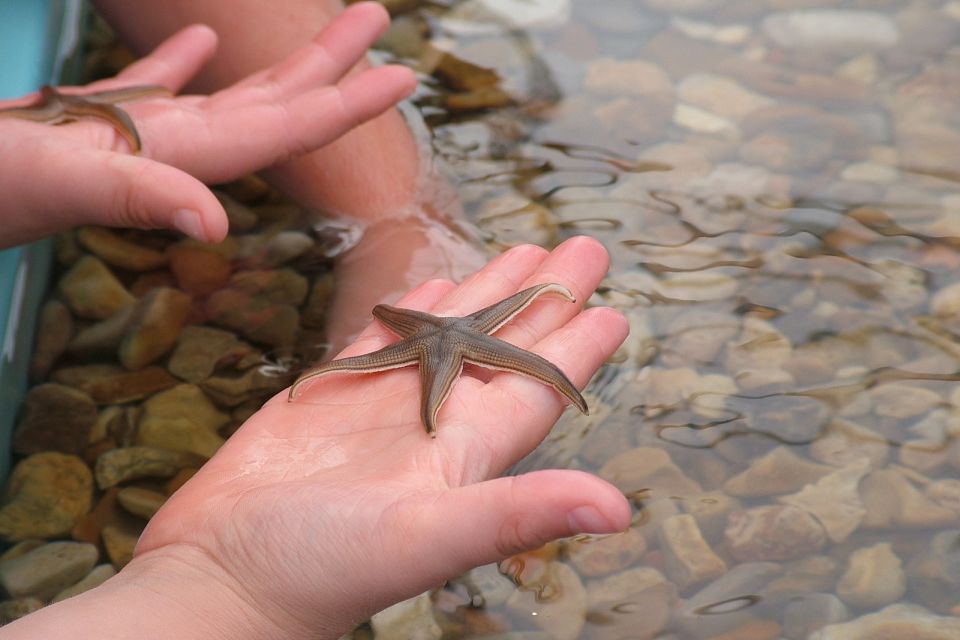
[0,237,631,640]
[0,2,415,249]
[93,0,489,355]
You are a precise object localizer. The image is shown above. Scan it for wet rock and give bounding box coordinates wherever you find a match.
[0,453,92,541]
[51,564,116,602]
[871,383,942,420]
[906,529,960,614]
[440,0,571,33]
[213,191,259,231]
[118,287,193,370]
[206,288,300,348]
[809,419,889,469]
[52,364,177,404]
[675,562,782,637]
[477,196,558,249]
[116,487,166,520]
[810,603,960,639]
[95,446,206,489]
[101,521,142,569]
[673,104,738,138]
[0,541,98,600]
[167,245,232,296]
[598,447,702,498]
[660,309,738,364]
[782,593,850,640]
[251,231,316,268]
[57,255,135,320]
[460,563,515,608]
[931,282,960,317]
[925,479,960,513]
[136,384,228,458]
[566,528,646,577]
[860,468,957,529]
[584,58,674,103]
[725,505,827,562]
[228,269,309,306]
[167,326,257,383]
[67,306,134,357]
[836,542,905,609]
[681,492,739,542]
[200,366,290,407]
[507,562,586,640]
[778,457,869,543]
[371,591,441,640]
[676,74,772,123]
[76,226,167,271]
[657,514,726,591]
[762,10,899,55]
[724,318,792,374]
[12,383,97,456]
[585,566,675,640]
[0,598,44,623]
[767,555,839,596]
[724,447,833,498]
[28,300,73,380]
[0,541,45,564]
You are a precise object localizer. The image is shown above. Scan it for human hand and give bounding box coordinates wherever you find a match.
[0,2,414,248]
[132,236,631,639]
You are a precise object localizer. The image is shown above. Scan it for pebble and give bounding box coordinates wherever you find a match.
[724,505,827,562]
[681,492,739,543]
[675,562,781,637]
[28,300,73,380]
[871,383,942,420]
[0,598,44,623]
[507,562,586,640]
[94,446,206,489]
[782,593,850,639]
[860,468,957,529]
[459,563,515,608]
[52,364,177,404]
[205,288,301,348]
[0,453,92,541]
[598,446,702,498]
[762,10,899,55]
[0,541,98,600]
[57,255,135,320]
[585,566,674,640]
[101,521,141,569]
[778,457,869,543]
[76,226,167,271]
[656,514,726,591]
[116,487,167,520]
[440,0,571,34]
[67,306,134,358]
[135,384,229,458]
[566,528,646,577]
[835,542,905,610]
[371,591,441,640]
[117,287,193,370]
[12,383,97,456]
[51,564,116,603]
[724,447,832,498]
[167,326,257,384]
[810,603,960,639]
[676,74,772,122]
[808,418,889,469]
[906,529,960,614]
[584,58,674,102]
[931,282,960,317]
[167,245,232,296]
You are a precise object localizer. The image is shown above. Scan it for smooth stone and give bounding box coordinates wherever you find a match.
[52,364,177,404]
[57,255,136,320]
[676,562,782,637]
[118,287,193,370]
[301,273,335,331]
[671,17,750,46]
[598,447,702,498]
[676,74,771,122]
[440,0,571,34]
[76,226,167,271]
[0,598,44,623]
[724,447,833,498]
[906,529,960,614]
[205,288,300,348]
[584,58,674,101]
[871,383,942,420]
[116,487,166,520]
[228,269,309,306]
[0,453,92,541]
[51,564,116,602]
[585,566,674,640]
[12,383,96,456]
[660,309,738,364]
[681,492,740,543]
[925,479,960,513]
[28,299,73,380]
[810,604,960,639]
[200,367,290,407]
[0,541,45,565]
[836,542,905,609]
[460,563,515,608]
[67,306,134,357]
[778,458,869,543]
[167,245,232,296]
[809,419,889,469]
[136,384,228,458]
[566,528,646,577]
[371,591,441,640]
[95,447,207,489]
[724,318,792,374]
[782,593,850,640]
[860,468,958,529]
[657,514,726,591]
[167,326,257,384]
[213,191,259,230]
[507,562,586,640]
[725,505,827,562]
[767,555,839,596]
[102,521,142,569]
[673,104,738,138]
[0,541,98,600]
[931,282,960,317]
[762,10,899,54]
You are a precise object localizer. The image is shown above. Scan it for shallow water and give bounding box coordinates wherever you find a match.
[377,0,960,637]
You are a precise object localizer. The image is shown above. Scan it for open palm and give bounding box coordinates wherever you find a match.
[135,237,631,637]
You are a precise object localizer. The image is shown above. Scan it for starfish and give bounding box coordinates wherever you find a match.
[0,84,170,153]
[289,283,588,436]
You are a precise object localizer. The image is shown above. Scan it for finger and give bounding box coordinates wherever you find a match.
[408,470,630,580]
[207,2,390,110]
[87,24,219,94]
[7,139,227,245]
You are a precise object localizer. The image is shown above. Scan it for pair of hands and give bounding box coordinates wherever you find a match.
[123,237,631,639]
[0,2,415,248]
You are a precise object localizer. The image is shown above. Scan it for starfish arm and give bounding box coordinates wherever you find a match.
[467,283,576,335]
[372,304,443,338]
[0,86,62,122]
[84,85,171,104]
[288,338,421,399]
[464,335,588,415]
[65,99,143,152]
[420,342,464,437]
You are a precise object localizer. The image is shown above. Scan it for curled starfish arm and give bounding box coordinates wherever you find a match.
[288,339,421,399]
[465,337,588,415]
[467,283,575,334]
[420,342,464,436]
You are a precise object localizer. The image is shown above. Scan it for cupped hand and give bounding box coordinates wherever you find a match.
[134,236,631,639]
[0,2,414,249]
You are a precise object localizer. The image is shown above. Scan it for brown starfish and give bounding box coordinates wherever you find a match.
[0,84,169,153]
[289,283,588,436]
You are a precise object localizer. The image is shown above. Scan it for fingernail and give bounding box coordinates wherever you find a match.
[567,505,612,534]
[173,208,207,242]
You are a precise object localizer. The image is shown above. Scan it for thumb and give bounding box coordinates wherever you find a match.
[417,470,631,577]
[3,138,228,247]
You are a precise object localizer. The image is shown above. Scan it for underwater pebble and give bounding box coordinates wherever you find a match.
[725,505,827,562]
[12,383,96,456]
[0,453,92,542]
[836,542,905,610]
[0,541,97,600]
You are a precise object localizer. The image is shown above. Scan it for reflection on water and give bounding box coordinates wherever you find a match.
[388,0,960,637]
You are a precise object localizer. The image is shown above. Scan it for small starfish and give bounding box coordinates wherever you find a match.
[0,84,169,153]
[289,283,588,436]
